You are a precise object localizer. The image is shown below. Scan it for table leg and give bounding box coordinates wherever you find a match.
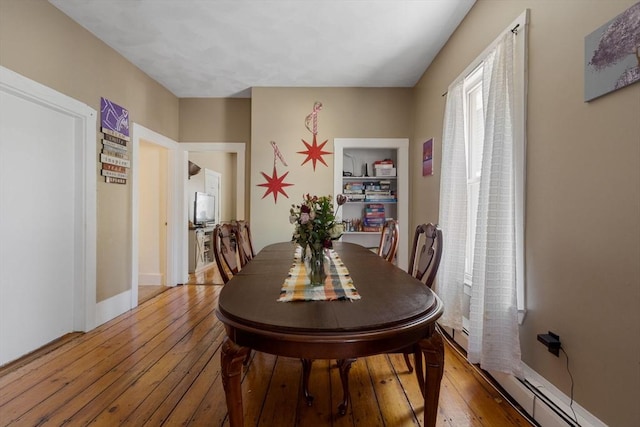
[301,358,314,405]
[417,329,444,427]
[337,358,356,415]
[221,337,250,427]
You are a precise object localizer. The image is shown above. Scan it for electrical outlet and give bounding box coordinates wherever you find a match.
[537,331,561,357]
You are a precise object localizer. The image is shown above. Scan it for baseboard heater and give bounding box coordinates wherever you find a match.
[519,378,580,427]
[445,326,603,427]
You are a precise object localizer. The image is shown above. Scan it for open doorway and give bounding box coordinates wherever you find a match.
[137,140,169,303]
[130,124,183,309]
[181,143,246,285]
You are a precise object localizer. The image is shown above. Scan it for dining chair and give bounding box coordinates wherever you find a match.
[376,219,399,263]
[212,223,240,283]
[408,223,443,289]
[234,220,256,267]
[213,223,255,365]
[331,223,443,413]
[401,222,443,373]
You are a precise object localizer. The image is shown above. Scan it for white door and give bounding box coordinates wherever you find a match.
[204,169,221,224]
[0,67,96,365]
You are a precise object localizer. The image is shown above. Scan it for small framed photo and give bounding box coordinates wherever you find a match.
[422,138,433,176]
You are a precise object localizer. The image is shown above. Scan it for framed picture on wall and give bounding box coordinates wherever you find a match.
[422,138,434,176]
[584,2,640,101]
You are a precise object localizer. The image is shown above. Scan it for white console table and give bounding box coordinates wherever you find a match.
[188,226,214,273]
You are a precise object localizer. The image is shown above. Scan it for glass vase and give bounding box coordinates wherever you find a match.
[305,244,327,286]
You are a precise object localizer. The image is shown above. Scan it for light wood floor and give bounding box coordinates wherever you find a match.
[0,285,533,426]
[187,262,224,285]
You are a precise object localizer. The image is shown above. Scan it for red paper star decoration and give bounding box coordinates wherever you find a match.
[298,134,331,170]
[258,166,293,203]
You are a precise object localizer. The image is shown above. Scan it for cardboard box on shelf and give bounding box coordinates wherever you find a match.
[374,167,396,177]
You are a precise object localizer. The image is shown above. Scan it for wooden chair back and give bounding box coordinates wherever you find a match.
[234,220,256,267]
[213,223,240,283]
[377,219,399,263]
[408,223,443,288]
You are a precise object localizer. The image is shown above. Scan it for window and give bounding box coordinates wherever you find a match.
[437,10,529,373]
[463,67,485,284]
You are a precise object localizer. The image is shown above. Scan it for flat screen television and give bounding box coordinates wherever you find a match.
[194,191,215,225]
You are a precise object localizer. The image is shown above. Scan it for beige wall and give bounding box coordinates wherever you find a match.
[0,0,180,301]
[412,1,640,425]
[250,87,413,251]
[179,98,251,142]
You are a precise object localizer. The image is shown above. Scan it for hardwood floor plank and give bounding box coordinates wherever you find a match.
[295,359,334,426]
[441,344,530,427]
[134,345,220,426]
[0,286,195,398]
[0,285,534,427]
[257,356,301,427]
[238,351,278,426]
[365,354,421,427]
[4,287,214,426]
[390,350,483,427]
[89,308,224,424]
[159,326,227,426]
[341,358,382,427]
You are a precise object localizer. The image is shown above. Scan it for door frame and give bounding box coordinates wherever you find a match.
[180,143,245,220]
[180,142,246,277]
[0,66,97,338]
[204,168,222,225]
[130,124,184,307]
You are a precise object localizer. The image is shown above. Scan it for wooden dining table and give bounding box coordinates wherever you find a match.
[216,241,445,427]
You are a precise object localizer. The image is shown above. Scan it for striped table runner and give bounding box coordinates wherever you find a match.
[277,246,361,302]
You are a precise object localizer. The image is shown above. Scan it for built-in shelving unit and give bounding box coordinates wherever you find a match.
[334,138,409,271]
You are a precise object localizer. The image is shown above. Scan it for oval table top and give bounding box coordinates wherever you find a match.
[216,242,443,355]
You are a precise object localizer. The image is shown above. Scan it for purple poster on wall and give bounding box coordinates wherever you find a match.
[100,97,129,137]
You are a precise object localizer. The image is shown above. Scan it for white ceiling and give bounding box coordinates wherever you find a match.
[49,0,475,98]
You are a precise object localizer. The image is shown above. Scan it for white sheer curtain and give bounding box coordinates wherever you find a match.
[467,32,522,375]
[438,31,522,376]
[435,81,466,330]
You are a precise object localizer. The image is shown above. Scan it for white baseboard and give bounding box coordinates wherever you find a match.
[138,273,163,286]
[441,326,607,427]
[95,290,132,327]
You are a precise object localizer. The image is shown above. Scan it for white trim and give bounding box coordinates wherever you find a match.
[95,290,132,327]
[0,66,97,333]
[138,273,163,286]
[131,124,183,310]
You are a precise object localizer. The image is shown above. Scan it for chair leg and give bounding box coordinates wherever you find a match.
[243,349,252,366]
[337,358,356,415]
[301,359,314,406]
[403,352,414,373]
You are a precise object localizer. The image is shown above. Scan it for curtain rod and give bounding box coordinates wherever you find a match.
[441,22,521,97]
